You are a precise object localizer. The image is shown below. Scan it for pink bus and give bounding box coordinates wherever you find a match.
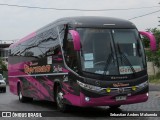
[8,16,156,112]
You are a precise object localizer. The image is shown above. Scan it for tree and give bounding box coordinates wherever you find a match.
[0,57,7,72]
[142,28,160,68]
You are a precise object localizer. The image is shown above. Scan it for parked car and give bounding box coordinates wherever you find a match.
[0,74,6,93]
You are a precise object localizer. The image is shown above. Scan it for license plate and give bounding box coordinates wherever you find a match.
[116,96,126,101]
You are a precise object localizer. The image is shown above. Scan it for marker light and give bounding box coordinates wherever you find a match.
[132,86,137,91]
[106,88,111,93]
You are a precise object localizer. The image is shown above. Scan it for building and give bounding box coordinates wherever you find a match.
[0,42,11,65]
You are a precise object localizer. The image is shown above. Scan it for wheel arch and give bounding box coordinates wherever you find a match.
[53,79,62,101]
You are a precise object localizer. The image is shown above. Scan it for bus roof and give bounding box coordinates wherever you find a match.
[10,16,136,48]
[56,16,136,28]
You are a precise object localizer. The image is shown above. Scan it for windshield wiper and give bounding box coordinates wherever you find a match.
[102,53,113,76]
[117,43,136,75]
[102,43,114,76]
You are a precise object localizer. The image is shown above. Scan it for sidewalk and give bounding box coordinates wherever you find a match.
[149,83,160,91]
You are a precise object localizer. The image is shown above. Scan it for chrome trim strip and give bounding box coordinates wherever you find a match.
[9,73,68,78]
[77,80,148,93]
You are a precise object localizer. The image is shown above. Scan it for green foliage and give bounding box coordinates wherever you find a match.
[142,28,160,69]
[142,36,150,48]
[0,57,7,71]
[149,72,160,84]
[146,28,160,46]
[146,49,160,68]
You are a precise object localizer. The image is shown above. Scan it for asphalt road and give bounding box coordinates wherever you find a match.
[0,84,160,120]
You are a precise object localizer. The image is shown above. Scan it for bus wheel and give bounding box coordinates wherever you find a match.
[18,85,32,102]
[3,88,6,93]
[56,85,68,112]
[109,105,121,109]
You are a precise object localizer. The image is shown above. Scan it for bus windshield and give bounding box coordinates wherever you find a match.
[77,28,146,75]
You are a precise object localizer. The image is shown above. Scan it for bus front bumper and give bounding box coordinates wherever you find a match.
[64,92,148,107]
[79,92,148,107]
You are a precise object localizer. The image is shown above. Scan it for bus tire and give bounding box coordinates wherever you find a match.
[2,87,6,93]
[18,84,33,103]
[3,88,6,93]
[109,105,121,109]
[55,84,69,112]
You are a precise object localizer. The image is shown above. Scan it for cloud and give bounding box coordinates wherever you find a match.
[0,0,159,40]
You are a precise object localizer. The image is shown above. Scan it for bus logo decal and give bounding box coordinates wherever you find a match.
[118,88,124,93]
[24,64,51,74]
[113,83,129,87]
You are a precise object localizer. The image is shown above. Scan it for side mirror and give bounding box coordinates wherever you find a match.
[69,30,81,51]
[3,78,6,81]
[139,31,156,51]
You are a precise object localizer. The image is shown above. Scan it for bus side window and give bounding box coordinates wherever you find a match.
[8,49,12,56]
[54,47,61,55]
[24,50,34,57]
[46,46,60,56]
[65,33,78,71]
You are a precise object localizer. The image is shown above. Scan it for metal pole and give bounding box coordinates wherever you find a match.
[158,2,160,26]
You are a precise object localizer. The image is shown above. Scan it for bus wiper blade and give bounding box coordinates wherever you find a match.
[102,53,113,76]
[102,43,114,76]
[117,43,136,75]
[121,53,136,74]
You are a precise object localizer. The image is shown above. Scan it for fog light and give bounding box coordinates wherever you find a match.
[85,97,90,102]
[106,88,111,93]
[146,93,149,97]
[132,86,136,91]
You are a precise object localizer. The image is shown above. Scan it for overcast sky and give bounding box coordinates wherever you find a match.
[0,0,160,42]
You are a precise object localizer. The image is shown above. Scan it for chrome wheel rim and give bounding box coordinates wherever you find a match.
[19,91,22,100]
[56,91,63,108]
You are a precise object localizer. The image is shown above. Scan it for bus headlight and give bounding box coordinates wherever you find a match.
[1,81,6,85]
[138,81,148,88]
[77,80,101,92]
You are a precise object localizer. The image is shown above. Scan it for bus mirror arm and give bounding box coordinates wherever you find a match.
[139,31,157,51]
[69,30,81,51]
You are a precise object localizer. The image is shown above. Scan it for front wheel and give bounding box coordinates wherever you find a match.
[3,87,6,93]
[18,85,33,102]
[56,85,69,112]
